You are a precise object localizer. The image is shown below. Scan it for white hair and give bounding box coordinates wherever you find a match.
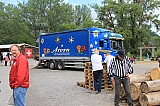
[94,50,99,54]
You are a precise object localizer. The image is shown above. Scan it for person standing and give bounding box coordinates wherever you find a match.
[146,53,149,60]
[104,51,114,84]
[157,55,160,68]
[9,45,29,106]
[133,55,136,64]
[5,55,9,66]
[34,54,40,68]
[0,53,4,66]
[91,49,103,94]
[108,49,133,106]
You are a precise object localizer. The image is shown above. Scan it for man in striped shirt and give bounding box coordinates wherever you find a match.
[108,49,133,106]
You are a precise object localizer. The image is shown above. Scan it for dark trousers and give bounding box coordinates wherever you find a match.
[93,70,103,92]
[114,76,133,106]
[5,61,7,66]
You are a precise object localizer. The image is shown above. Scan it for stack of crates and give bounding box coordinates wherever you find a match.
[77,62,113,90]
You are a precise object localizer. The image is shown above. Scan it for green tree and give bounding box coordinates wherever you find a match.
[0,0,95,45]
[73,5,95,28]
[0,2,32,44]
[91,0,160,54]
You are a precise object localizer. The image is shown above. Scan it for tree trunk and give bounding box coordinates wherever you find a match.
[150,68,160,80]
[140,80,160,93]
[139,92,160,106]
[129,74,151,83]
[133,99,141,106]
[130,83,142,100]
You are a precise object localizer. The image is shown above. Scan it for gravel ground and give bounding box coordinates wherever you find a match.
[25,60,159,106]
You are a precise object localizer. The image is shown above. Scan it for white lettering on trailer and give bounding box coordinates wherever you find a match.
[52,47,70,53]
[54,53,70,55]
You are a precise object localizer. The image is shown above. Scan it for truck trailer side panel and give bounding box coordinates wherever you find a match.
[39,29,90,69]
[39,30,90,58]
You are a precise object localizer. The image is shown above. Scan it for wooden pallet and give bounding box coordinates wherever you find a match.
[85,85,94,90]
[77,82,85,87]
[77,62,113,90]
[84,62,107,70]
[85,62,92,69]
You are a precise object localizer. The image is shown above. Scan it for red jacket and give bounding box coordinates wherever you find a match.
[9,53,29,89]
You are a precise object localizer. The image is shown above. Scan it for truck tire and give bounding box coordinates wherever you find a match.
[49,60,56,70]
[57,60,65,70]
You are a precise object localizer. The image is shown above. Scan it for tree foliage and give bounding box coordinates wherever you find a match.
[91,0,160,54]
[0,0,159,55]
[0,0,95,45]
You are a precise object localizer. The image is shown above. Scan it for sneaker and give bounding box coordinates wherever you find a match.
[95,90,98,94]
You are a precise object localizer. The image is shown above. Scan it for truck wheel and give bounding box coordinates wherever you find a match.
[49,60,56,70]
[57,60,65,70]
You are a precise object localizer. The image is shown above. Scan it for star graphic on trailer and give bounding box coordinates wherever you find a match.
[41,38,44,44]
[104,34,108,38]
[90,44,93,48]
[55,37,60,43]
[93,30,99,37]
[94,41,98,45]
[69,36,74,43]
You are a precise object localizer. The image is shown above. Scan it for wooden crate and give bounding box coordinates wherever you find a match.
[77,62,113,90]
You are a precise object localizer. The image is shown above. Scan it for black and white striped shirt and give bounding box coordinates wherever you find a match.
[108,56,133,78]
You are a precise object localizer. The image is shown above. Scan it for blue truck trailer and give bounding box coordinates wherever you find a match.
[38,27,124,69]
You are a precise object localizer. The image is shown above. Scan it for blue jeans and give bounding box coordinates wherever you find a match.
[13,87,28,106]
[134,59,136,63]
[114,76,133,106]
[93,70,103,92]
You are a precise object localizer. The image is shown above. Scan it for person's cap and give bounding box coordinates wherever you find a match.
[118,49,126,59]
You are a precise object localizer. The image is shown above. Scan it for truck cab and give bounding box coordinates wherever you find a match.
[89,27,124,61]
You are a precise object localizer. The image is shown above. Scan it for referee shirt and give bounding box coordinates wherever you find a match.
[108,56,133,78]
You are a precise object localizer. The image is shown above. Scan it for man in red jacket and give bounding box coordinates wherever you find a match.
[9,44,29,106]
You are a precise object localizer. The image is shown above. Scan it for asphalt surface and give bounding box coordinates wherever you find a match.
[0,60,158,106]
